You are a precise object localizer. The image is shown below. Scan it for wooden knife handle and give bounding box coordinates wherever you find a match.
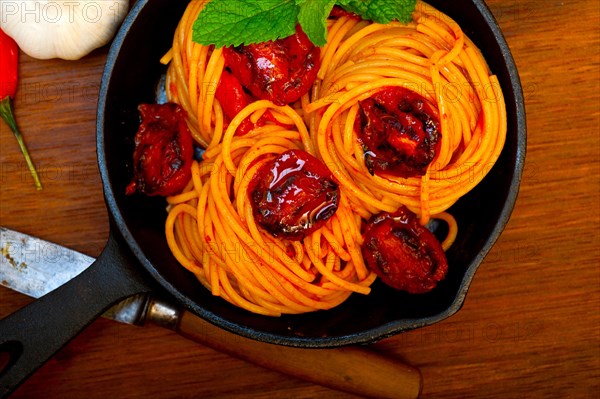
[177,310,422,399]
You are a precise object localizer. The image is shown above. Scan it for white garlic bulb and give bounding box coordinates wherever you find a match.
[0,0,129,60]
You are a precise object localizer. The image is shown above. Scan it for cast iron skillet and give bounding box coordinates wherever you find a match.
[0,0,526,395]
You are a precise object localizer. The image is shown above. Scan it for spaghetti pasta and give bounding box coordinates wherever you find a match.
[162,0,221,148]
[157,0,505,315]
[166,116,376,316]
[307,1,506,224]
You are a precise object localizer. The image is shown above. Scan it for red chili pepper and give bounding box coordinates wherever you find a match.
[0,28,42,190]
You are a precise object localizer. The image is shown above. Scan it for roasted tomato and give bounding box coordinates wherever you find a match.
[329,5,361,20]
[126,103,193,197]
[215,69,256,135]
[248,149,340,241]
[355,87,441,178]
[362,206,448,293]
[223,25,321,106]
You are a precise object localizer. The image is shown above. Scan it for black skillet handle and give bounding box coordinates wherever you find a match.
[0,231,154,398]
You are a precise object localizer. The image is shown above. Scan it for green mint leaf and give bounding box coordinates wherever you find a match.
[339,0,417,24]
[192,0,299,47]
[191,0,418,48]
[296,0,337,47]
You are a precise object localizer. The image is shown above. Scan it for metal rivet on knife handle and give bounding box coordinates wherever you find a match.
[145,297,182,331]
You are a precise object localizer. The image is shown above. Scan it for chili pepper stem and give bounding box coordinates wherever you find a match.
[0,96,42,190]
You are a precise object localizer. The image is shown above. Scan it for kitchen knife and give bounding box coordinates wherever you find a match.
[0,227,422,399]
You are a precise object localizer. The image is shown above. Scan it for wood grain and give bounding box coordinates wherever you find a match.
[1,0,599,397]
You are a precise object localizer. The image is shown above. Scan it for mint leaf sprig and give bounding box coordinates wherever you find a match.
[192,0,417,48]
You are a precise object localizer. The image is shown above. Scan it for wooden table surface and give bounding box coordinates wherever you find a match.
[1,1,599,398]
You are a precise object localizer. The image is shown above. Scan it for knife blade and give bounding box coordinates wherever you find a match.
[0,227,422,399]
[0,227,159,327]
